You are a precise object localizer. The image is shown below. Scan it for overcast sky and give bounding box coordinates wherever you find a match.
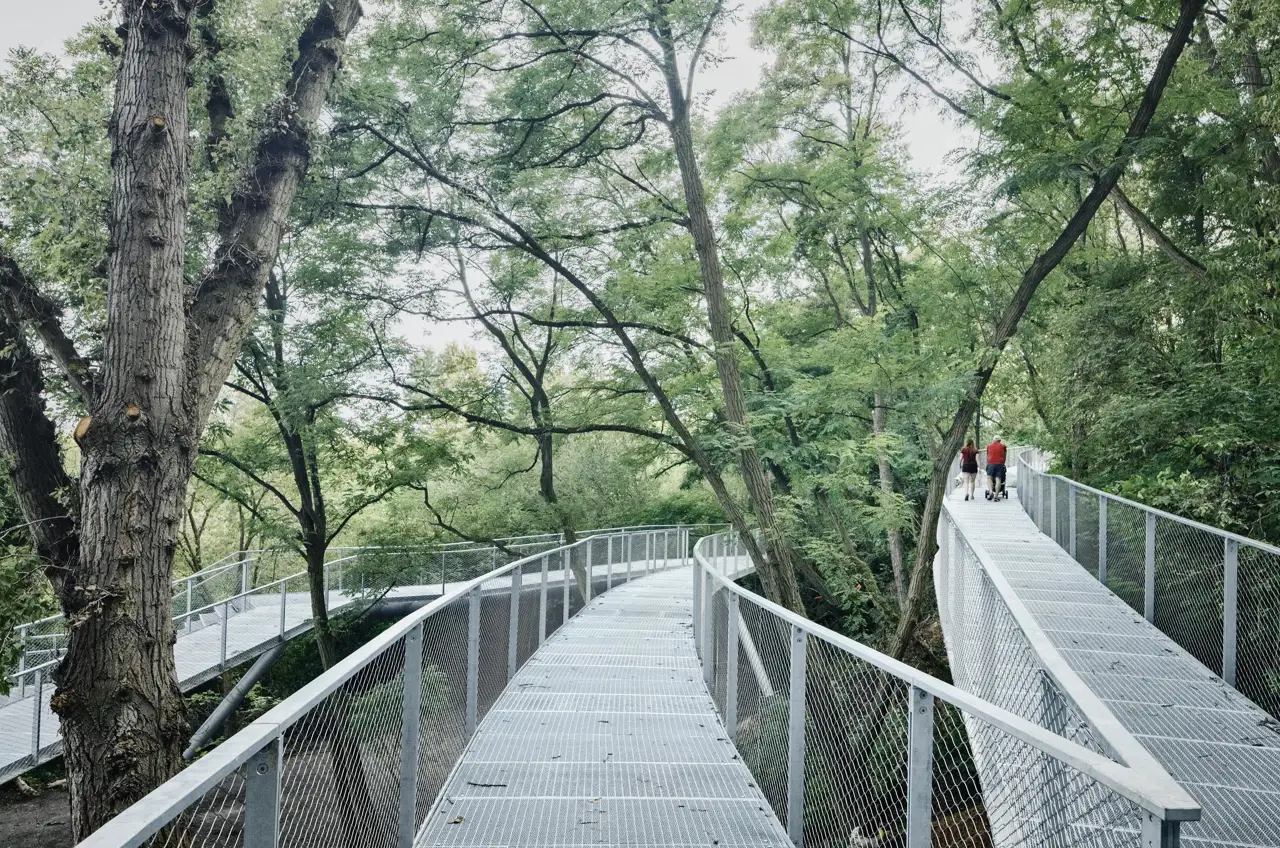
[2,1,964,350]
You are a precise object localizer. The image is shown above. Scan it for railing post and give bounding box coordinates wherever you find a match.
[625,535,632,584]
[1098,495,1109,585]
[1050,476,1058,542]
[1142,813,1180,848]
[242,559,250,597]
[1223,539,1239,687]
[692,559,703,658]
[30,668,42,757]
[1145,512,1157,622]
[1068,484,1077,559]
[585,540,593,602]
[702,568,713,688]
[606,536,613,590]
[186,579,193,619]
[244,738,283,848]
[466,588,480,737]
[220,601,230,669]
[953,524,966,676]
[786,624,807,846]
[278,579,287,638]
[538,555,549,646]
[508,565,521,681]
[725,593,739,735]
[398,623,424,848]
[562,548,570,625]
[906,686,935,848]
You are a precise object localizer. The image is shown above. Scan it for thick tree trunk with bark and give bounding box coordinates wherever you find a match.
[0,0,364,837]
[55,1,197,833]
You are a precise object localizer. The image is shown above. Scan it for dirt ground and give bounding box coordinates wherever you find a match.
[0,781,72,848]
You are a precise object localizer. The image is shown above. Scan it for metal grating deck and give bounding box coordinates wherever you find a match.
[415,568,791,847]
[947,492,1280,848]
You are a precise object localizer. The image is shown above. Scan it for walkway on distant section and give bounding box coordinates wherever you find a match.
[415,567,790,848]
[947,489,1280,848]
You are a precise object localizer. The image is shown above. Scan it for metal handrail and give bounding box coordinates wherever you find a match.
[692,532,1199,846]
[1016,448,1279,706]
[75,526,687,848]
[938,498,1185,781]
[8,524,720,682]
[1019,450,1280,555]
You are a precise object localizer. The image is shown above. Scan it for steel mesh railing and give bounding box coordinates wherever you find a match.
[2,525,717,782]
[1018,452,1280,720]
[75,526,688,848]
[694,532,1198,848]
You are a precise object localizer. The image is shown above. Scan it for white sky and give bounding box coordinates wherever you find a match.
[2,0,968,352]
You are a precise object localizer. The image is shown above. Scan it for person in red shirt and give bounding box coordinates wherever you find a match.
[985,436,1008,500]
[960,438,980,500]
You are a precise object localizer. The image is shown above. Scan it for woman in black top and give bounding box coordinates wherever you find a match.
[960,438,980,501]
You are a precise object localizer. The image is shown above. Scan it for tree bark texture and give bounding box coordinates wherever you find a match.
[888,0,1206,660]
[653,7,805,613]
[56,1,198,834]
[0,0,366,837]
[0,311,79,585]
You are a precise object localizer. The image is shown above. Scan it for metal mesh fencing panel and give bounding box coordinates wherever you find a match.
[1075,489,1100,577]
[732,593,793,822]
[940,539,1111,759]
[143,770,248,848]
[1055,479,1071,548]
[477,579,512,721]
[415,601,471,823]
[706,525,1164,848]
[958,709,1145,847]
[277,641,407,848]
[801,634,910,846]
[930,700,993,847]
[1152,519,1224,674]
[1237,544,1280,717]
[1105,500,1146,613]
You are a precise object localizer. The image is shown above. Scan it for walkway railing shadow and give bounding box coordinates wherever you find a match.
[694,531,1199,847]
[1017,452,1280,721]
[70,527,688,848]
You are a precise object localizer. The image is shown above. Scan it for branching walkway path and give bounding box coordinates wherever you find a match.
[947,489,1280,848]
[415,567,790,848]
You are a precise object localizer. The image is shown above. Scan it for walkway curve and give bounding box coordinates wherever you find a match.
[415,567,791,847]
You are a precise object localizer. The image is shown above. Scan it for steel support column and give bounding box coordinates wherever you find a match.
[786,624,807,846]
[1223,539,1239,687]
[398,623,424,848]
[906,686,935,848]
[244,738,283,848]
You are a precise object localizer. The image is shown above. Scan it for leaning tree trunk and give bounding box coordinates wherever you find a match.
[654,16,804,613]
[53,1,197,834]
[888,0,1206,661]
[873,393,908,608]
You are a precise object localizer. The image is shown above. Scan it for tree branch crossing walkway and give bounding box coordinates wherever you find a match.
[14,457,1279,848]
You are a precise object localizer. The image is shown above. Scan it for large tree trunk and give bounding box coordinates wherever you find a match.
[55,1,197,834]
[0,1,365,838]
[653,10,805,613]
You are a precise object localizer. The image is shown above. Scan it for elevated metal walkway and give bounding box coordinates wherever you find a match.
[1,530,664,785]
[416,568,789,847]
[939,469,1280,847]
